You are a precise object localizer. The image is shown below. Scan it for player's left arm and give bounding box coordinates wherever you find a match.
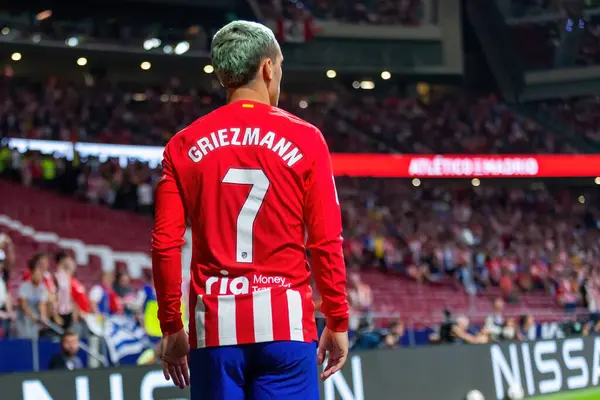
[152,146,186,335]
[303,129,349,331]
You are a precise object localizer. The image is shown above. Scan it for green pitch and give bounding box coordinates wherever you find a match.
[527,387,600,400]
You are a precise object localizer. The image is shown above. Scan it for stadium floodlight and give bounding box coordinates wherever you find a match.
[595,177,600,185]
[66,37,79,47]
[140,61,151,70]
[36,10,52,21]
[77,57,87,66]
[359,80,375,90]
[163,45,173,54]
[203,65,214,74]
[11,52,22,61]
[381,70,391,80]
[411,178,421,187]
[143,38,161,50]
[326,69,337,78]
[174,41,190,55]
[1,27,9,35]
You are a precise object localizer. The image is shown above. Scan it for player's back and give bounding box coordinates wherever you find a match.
[166,100,321,347]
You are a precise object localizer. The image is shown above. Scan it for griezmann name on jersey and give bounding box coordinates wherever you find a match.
[152,100,349,349]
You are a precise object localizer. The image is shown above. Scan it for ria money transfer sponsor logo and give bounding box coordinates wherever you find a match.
[205,272,292,295]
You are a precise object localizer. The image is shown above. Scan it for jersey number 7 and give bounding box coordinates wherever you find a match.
[222,168,270,264]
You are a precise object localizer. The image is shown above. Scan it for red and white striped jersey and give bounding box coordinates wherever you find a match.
[193,280,315,348]
[152,100,349,348]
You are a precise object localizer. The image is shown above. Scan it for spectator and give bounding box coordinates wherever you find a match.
[502,317,518,341]
[89,271,123,315]
[485,298,506,341]
[583,317,600,337]
[54,251,78,331]
[500,272,519,304]
[113,270,136,316]
[48,330,83,370]
[450,315,489,344]
[0,233,15,282]
[557,274,581,312]
[0,250,15,338]
[136,177,154,216]
[71,276,92,317]
[517,314,536,341]
[22,252,60,325]
[348,272,373,331]
[16,256,50,338]
[137,272,160,337]
[381,320,405,349]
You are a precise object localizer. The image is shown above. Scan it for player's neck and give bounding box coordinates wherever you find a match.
[227,87,271,106]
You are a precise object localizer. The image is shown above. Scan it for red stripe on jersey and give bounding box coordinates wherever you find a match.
[203,296,220,347]
[236,294,255,344]
[273,290,291,342]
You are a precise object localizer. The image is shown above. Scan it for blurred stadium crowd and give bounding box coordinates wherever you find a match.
[0,0,600,371]
[0,76,585,154]
[2,88,600,351]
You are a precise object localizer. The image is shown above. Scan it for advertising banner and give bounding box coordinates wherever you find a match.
[331,154,600,178]
[3,337,600,400]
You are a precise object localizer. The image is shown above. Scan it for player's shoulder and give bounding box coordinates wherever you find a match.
[163,106,224,151]
[272,106,319,132]
[270,106,325,144]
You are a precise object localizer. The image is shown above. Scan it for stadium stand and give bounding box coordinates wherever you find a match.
[259,0,424,25]
[0,77,579,153]
[2,144,599,325]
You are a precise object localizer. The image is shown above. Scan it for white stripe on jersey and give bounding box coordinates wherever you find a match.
[195,295,206,348]
[217,295,237,345]
[286,289,304,341]
[252,289,274,342]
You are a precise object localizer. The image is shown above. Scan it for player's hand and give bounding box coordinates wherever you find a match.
[317,327,348,381]
[160,329,190,389]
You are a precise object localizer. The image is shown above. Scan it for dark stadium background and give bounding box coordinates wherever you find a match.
[1,0,600,399]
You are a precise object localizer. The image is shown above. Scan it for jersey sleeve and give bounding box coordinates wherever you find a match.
[151,146,186,335]
[303,129,349,332]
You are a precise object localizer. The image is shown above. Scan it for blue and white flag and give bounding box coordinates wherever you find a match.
[103,315,151,364]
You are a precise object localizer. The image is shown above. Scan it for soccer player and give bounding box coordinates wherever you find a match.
[151,20,349,400]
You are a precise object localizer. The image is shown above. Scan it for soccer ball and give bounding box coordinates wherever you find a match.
[507,384,525,400]
[466,389,485,400]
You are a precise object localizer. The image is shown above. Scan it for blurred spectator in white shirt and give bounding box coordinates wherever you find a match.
[16,259,49,339]
[0,250,15,338]
[348,272,373,331]
[485,298,506,341]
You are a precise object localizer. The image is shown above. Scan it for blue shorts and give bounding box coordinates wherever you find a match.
[189,341,319,400]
